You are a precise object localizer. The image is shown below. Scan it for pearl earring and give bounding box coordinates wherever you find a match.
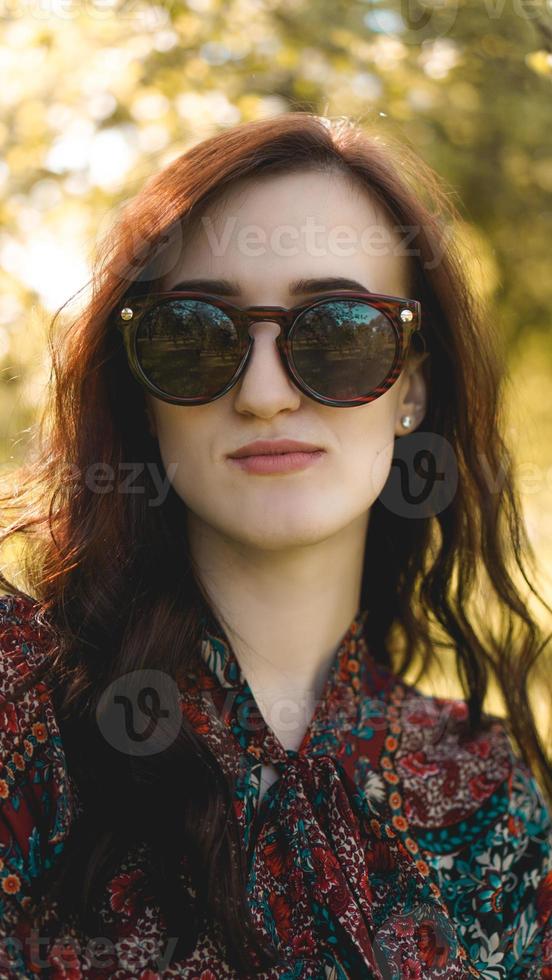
[401,415,413,429]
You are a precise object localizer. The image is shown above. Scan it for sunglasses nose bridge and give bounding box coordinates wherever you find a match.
[244,308,291,343]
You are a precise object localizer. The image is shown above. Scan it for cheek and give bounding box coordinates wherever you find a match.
[154,414,211,503]
[333,403,398,501]
[333,433,394,506]
[368,439,396,499]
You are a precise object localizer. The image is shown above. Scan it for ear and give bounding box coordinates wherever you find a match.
[394,351,429,437]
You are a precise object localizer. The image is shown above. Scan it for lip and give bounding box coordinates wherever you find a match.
[228,450,326,475]
[228,439,324,459]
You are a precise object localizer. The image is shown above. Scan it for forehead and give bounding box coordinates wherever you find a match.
[166,168,412,297]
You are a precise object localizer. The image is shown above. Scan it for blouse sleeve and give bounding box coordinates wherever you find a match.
[0,593,74,927]
[423,710,552,976]
[396,689,552,977]
[496,750,552,977]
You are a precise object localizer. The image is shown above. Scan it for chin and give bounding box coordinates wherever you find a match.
[232,518,341,551]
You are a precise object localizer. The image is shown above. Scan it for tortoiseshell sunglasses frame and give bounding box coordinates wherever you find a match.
[115,289,425,408]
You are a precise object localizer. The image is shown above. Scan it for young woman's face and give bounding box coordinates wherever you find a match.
[146,169,427,551]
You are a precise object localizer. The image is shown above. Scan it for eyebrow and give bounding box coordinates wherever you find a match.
[166,276,374,297]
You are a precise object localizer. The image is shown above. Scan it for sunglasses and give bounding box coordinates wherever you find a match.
[115,289,425,408]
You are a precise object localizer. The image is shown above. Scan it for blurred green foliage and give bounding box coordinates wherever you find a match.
[1,0,551,610]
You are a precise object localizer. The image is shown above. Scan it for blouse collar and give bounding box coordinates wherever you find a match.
[199,603,371,692]
[193,603,393,772]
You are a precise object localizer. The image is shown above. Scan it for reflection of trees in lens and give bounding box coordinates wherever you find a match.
[294,301,393,350]
[141,301,237,347]
[136,300,242,398]
[292,301,397,399]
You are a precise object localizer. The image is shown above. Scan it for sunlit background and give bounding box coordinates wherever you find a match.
[1,0,551,707]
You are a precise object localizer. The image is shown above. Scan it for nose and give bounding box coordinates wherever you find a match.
[232,319,301,415]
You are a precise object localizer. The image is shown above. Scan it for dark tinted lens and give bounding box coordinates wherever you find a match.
[291,299,398,400]
[135,299,242,398]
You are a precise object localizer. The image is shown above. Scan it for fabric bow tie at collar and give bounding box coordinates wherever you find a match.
[174,612,475,978]
[244,741,465,976]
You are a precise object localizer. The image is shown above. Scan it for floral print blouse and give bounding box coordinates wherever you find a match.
[1,591,552,979]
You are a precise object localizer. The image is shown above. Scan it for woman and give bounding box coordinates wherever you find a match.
[0,112,551,979]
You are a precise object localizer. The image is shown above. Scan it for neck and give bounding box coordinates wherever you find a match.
[187,510,369,741]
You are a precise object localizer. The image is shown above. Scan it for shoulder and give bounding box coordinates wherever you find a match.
[0,590,59,749]
[0,591,74,918]
[389,681,552,973]
[0,591,58,753]
[0,590,57,693]
[389,680,522,824]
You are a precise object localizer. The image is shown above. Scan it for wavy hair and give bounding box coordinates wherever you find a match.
[1,111,551,972]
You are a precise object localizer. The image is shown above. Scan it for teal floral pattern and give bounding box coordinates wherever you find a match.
[0,592,551,978]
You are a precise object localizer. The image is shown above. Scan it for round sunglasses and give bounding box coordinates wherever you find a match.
[115,289,425,408]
